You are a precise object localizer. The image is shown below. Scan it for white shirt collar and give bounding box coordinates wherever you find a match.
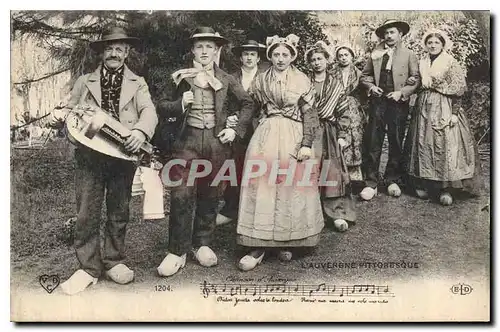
[241,66,258,91]
[242,66,258,77]
[193,60,214,72]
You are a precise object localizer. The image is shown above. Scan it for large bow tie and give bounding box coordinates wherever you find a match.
[102,65,124,87]
[171,61,223,91]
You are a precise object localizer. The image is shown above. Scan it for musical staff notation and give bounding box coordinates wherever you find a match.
[200,281,394,298]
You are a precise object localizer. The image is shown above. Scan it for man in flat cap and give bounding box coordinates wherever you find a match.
[49,26,158,295]
[216,39,269,226]
[359,19,420,201]
[155,27,255,277]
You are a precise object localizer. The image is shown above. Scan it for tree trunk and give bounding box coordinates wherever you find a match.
[21,84,30,114]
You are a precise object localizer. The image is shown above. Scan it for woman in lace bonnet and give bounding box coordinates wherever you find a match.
[405,29,478,205]
[236,34,324,271]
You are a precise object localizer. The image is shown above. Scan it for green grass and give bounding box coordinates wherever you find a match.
[11,138,490,291]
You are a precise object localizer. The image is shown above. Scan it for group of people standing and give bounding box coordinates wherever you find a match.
[49,19,478,295]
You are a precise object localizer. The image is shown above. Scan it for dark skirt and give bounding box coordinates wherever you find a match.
[320,120,356,223]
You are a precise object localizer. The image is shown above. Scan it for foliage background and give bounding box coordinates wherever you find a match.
[12,11,327,100]
[11,10,490,141]
[319,11,490,142]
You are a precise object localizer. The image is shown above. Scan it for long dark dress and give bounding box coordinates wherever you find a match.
[406,51,478,193]
[311,70,356,223]
[329,64,367,181]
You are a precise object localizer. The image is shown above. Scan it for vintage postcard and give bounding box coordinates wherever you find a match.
[10,9,491,322]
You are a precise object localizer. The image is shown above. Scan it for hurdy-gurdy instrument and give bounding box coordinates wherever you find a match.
[65,105,154,162]
[63,104,164,220]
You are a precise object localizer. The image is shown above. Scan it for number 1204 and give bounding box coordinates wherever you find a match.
[155,285,172,292]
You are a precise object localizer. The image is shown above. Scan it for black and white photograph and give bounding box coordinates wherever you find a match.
[9,8,491,322]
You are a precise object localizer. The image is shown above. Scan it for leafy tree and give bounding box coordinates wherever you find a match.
[11,10,327,101]
[356,12,488,80]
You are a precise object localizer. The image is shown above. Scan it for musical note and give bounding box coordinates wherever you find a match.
[352,284,376,295]
[230,285,241,296]
[212,283,218,295]
[202,281,210,298]
[199,282,394,299]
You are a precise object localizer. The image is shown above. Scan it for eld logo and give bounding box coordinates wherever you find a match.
[451,283,473,295]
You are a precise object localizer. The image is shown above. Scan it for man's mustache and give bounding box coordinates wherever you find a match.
[106,57,121,61]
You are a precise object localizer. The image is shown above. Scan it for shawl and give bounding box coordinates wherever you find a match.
[419,51,466,96]
[313,70,349,122]
[250,65,314,122]
[330,64,362,95]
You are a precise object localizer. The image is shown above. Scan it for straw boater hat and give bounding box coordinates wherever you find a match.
[304,41,335,63]
[265,34,300,61]
[189,26,229,46]
[232,39,266,57]
[90,26,141,52]
[375,19,410,39]
[421,28,453,52]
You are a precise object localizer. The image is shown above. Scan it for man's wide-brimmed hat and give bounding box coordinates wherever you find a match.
[232,40,266,56]
[375,19,410,39]
[90,26,141,52]
[189,27,229,46]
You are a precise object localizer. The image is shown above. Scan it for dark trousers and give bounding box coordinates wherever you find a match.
[362,97,409,188]
[219,138,248,220]
[168,126,231,256]
[74,147,136,278]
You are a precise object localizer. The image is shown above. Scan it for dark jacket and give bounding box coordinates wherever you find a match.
[229,63,270,141]
[229,62,271,88]
[153,64,255,155]
[360,41,420,101]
